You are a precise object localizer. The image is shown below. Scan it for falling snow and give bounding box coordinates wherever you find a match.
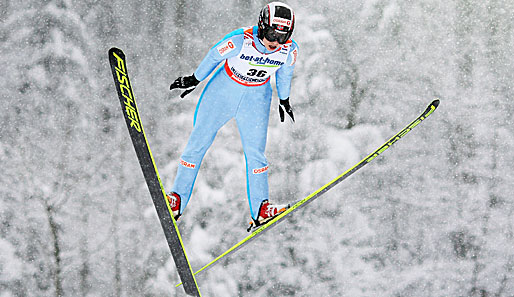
[1,0,513,296]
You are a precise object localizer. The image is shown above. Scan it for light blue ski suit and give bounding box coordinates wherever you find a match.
[172,26,298,219]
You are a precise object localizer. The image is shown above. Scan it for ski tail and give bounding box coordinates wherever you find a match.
[108,47,202,297]
[177,99,440,287]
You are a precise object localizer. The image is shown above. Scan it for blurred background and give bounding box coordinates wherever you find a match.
[1,0,513,296]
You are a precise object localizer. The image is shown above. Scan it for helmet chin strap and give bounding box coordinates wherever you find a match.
[259,39,279,52]
[258,37,271,47]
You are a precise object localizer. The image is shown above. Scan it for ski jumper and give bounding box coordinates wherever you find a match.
[171,26,298,220]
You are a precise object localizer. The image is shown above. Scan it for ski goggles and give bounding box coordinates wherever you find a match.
[263,27,289,44]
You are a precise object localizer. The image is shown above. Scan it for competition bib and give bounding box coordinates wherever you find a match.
[224,27,292,86]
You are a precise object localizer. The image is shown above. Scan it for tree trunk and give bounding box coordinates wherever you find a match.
[45,201,63,297]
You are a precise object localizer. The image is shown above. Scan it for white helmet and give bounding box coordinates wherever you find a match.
[257,2,295,44]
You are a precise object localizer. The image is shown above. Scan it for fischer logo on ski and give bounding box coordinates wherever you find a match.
[110,51,142,133]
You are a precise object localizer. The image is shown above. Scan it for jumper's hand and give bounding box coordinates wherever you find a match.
[169,74,200,98]
[279,98,295,123]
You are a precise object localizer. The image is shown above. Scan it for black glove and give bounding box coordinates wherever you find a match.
[279,98,295,123]
[169,74,200,98]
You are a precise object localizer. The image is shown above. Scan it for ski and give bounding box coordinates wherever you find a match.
[108,47,202,297]
[177,99,440,287]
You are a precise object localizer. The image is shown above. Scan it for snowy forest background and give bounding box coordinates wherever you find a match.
[1,0,513,296]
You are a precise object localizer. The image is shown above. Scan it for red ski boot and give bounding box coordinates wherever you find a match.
[247,200,290,232]
[166,192,181,220]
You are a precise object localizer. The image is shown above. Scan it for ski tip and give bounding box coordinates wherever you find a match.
[108,47,124,57]
[432,99,440,108]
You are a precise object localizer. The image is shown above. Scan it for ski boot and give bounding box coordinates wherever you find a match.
[166,192,181,220]
[247,200,290,232]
